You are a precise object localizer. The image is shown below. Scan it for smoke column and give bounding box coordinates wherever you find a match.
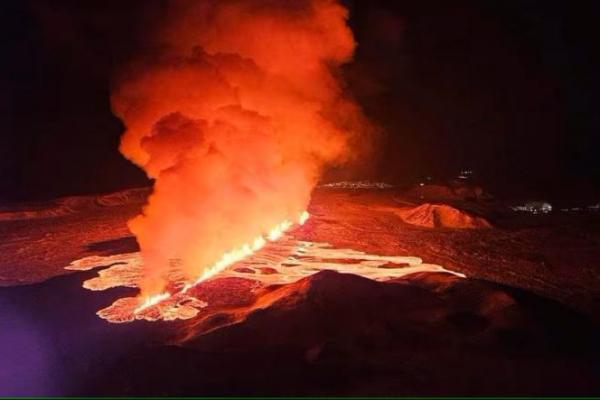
[111,0,373,296]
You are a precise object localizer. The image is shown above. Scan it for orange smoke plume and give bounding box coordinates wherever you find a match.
[111,0,373,296]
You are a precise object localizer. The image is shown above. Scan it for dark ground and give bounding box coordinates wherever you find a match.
[0,186,599,396]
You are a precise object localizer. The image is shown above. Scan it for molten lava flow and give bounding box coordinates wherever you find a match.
[299,211,310,225]
[70,219,466,323]
[110,0,374,297]
[133,292,170,314]
[266,221,292,242]
[135,211,310,313]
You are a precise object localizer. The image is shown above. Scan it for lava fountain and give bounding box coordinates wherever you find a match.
[110,0,374,305]
[134,211,310,314]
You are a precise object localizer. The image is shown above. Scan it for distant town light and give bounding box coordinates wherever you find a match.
[511,201,552,214]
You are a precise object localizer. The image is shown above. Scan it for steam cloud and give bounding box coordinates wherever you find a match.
[111,0,374,295]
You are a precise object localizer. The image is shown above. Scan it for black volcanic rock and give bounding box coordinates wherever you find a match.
[83,270,599,396]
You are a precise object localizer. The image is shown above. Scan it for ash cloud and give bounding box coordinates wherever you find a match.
[110,0,374,294]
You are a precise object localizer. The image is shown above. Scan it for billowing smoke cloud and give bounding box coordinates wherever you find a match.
[111,0,374,295]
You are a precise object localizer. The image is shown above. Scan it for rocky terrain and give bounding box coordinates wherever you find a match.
[0,185,599,395]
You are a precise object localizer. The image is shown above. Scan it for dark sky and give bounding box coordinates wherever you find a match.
[1,0,599,201]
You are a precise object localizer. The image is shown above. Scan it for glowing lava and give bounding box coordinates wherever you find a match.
[67,214,467,324]
[135,211,310,313]
[133,292,170,314]
[299,210,310,225]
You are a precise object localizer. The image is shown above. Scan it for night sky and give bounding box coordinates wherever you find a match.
[1,0,599,201]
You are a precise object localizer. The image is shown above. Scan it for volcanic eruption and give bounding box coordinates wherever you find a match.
[110,0,374,302]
